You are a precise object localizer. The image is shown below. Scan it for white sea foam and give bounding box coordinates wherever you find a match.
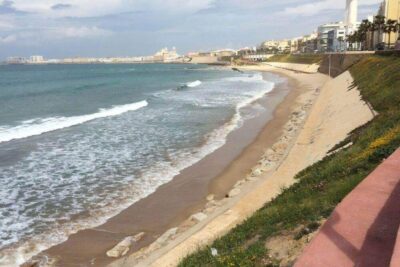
[224,73,264,82]
[0,100,148,143]
[186,80,202,88]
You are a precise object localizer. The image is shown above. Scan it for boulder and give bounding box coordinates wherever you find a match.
[251,168,263,177]
[156,227,178,245]
[246,176,258,182]
[273,143,288,153]
[206,194,214,201]
[265,148,275,156]
[228,188,241,198]
[268,153,281,162]
[205,200,217,209]
[190,212,208,222]
[204,206,216,214]
[234,179,245,188]
[106,232,145,258]
[21,255,50,267]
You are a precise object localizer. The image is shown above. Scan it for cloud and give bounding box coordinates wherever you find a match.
[51,4,73,10]
[9,0,215,18]
[0,34,16,44]
[0,20,15,29]
[0,26,111,46]
[279,0,382,16]
[0,0,23,14]
[55,26,112,38]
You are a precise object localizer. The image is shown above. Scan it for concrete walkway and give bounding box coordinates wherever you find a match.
[295,148,400,267]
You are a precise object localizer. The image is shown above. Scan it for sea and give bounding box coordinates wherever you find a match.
[0,63,278,266]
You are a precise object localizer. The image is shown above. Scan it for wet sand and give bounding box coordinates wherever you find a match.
[37,70,301,267]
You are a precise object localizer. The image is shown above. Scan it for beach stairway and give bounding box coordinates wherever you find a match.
[295,148,400,267]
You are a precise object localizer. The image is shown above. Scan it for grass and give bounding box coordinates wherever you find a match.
[265,54,323,64]
[179,55,400,267]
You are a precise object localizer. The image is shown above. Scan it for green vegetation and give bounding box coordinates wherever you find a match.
[179,55,400,267]
[265,54,323,64]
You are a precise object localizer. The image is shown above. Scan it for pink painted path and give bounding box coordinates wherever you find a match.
[390,228,400,267]
[295,148,400,267]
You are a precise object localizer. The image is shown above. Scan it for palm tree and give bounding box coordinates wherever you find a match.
[384,19,398,49]
[360,19,378,50]
[346,33,356,50]
[358,19,371,50]
[397,21,400,35]
[374,15,386,48]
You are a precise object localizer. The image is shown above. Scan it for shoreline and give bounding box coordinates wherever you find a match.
[110,64,331,267]
[31,70,297,266]
[132,63,374,267]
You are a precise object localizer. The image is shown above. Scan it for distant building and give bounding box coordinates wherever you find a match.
[237,47,256,56]
[317,22,346,52]
[261,40,279,51]
[6,57,27,64]
[62,57,99,64]
[379,0,400,47]
[29,55,45,63]
[46,59,61,64]
[302,33,319,53]
[153,47,180,62]
[211,49,237,58]
[290,37,302,53]
[345,0,359,29]
[327,28,347,52]
[186,51,219,64]
[260,40,291,53]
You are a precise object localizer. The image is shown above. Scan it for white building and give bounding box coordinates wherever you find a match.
[6,57,27,64]
[260,40,291,53]
[345,0,358,29]
[211,49,237,58]
[154,47,180,62]
[328,28,347,52]
[29,55,45,63]
[317,22,346,52]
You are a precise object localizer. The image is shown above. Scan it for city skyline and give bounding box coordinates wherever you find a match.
[0,0,382,59]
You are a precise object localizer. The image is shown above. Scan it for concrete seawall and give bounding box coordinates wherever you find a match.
[318,53,372,77]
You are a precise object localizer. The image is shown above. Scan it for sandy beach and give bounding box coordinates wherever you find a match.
[107,63,374,267]
[31,69,299,267]
[27,62,374,267]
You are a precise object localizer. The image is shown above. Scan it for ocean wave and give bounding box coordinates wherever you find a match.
[224,73,264,82]
[186,80,202,88]
[0,100,148,143]
[176,80,202,91]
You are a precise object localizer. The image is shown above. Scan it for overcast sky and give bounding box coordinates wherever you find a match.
[0,0,381,59]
